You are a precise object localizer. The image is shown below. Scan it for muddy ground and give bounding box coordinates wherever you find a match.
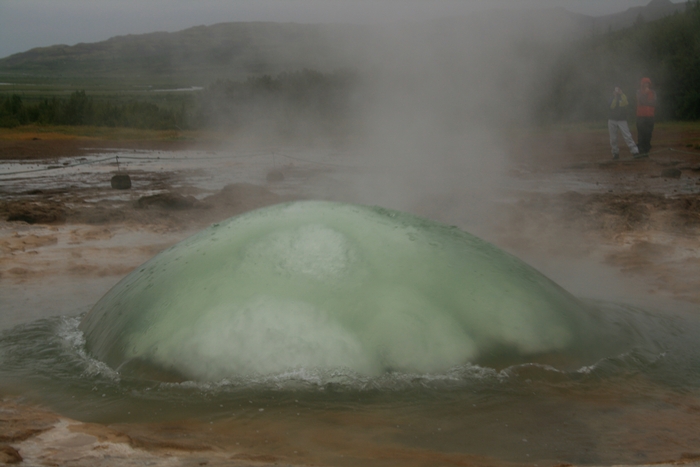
[1,126,700,466]
[0,138,198,161]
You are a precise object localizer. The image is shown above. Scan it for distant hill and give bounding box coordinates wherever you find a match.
[590,0,688,32]
[1,0,697,129]
[0,8,592,86]
[0,1,690,89]
[0,22,377,84]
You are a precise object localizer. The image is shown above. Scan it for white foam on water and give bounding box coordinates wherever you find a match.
[80,201,608,381]
[56,316,120,381]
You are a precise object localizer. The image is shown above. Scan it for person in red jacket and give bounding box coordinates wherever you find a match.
[635,77,656,158]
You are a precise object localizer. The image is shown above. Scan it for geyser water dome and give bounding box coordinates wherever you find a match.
[81,201,608,381]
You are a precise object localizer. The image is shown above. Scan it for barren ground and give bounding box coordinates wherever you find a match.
[1,125,700,466]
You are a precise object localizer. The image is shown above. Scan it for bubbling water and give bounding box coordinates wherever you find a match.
[81,201,618,381]
[3,201,699,465]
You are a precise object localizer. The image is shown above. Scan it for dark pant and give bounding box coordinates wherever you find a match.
[636,117,655,155]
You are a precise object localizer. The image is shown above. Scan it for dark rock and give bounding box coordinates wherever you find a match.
[136,192,200,210]
[0,445,22,464]
[266,169,284,182]
[6,201,67,224]
[660,168,682,179]
[111,173,132,189]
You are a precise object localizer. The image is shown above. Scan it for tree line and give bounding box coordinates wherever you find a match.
[0,69,360,136]
[2,5,700,132]
[193,68,360,137]
[537,0,700,122]
[0,91,188,130]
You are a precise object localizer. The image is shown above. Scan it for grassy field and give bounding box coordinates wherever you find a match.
[0,65,200,110]
[1,121,698,159]
[0,124,202,142]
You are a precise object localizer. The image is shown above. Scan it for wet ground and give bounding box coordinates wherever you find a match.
[1,127,700,466]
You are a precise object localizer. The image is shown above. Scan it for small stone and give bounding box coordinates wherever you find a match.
[266,169,284,182]
[111,174,132,189]
[660,168,682,179]
[0,445,23,464]
[135,193,200,210]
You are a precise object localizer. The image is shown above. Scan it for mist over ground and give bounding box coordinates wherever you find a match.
[190,10,587,229]
[322,11,583,220]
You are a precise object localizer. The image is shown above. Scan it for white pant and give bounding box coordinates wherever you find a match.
[608,120,639,156]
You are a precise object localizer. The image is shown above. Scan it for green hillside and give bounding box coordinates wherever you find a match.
[0,22,372,85]
[2,2,698,134]
[1,1,687,88]
[539,1,700,121]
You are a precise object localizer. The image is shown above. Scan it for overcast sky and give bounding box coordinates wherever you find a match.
[0,0,677,59]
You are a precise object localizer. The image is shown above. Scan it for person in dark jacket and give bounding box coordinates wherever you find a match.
[608,86,639,160]
[635,77,656,158]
